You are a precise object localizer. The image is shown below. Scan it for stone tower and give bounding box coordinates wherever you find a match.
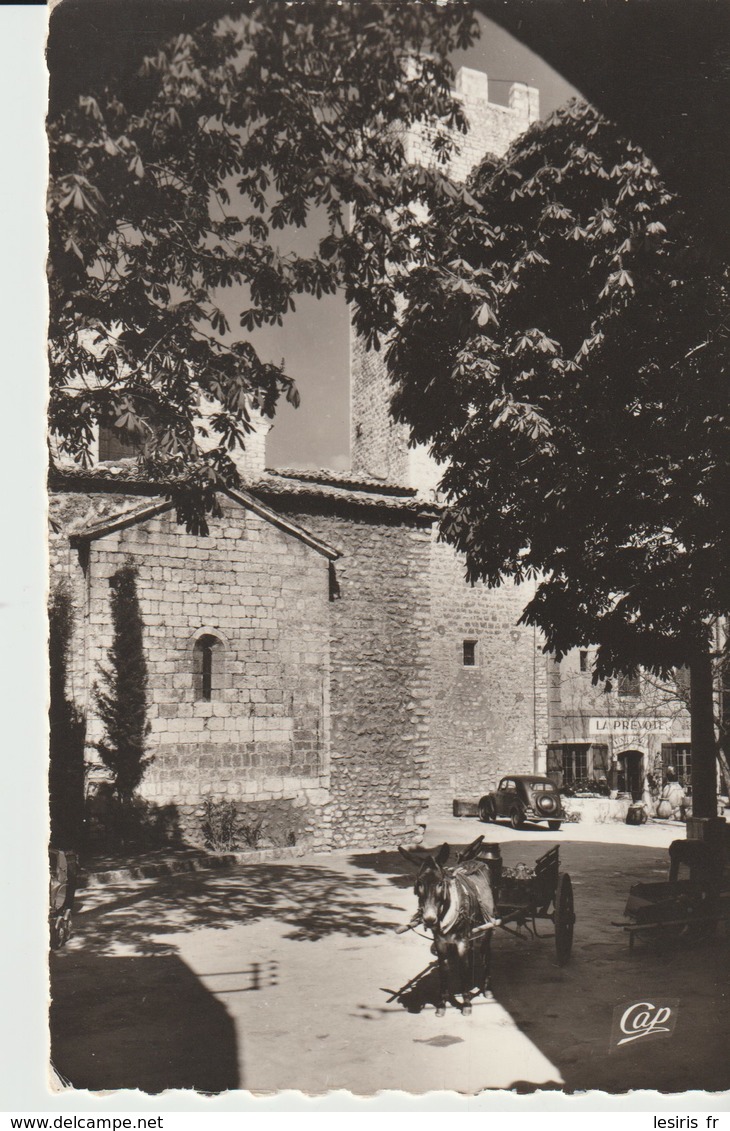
[350,67,539,495]
[348,68,548,811]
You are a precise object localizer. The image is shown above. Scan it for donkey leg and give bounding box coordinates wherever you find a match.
[480,935,492,996]
[456,941,473,1016]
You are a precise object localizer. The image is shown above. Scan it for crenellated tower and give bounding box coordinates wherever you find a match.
[350,67,539,495]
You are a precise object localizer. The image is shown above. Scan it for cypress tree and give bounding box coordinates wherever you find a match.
[94,564,152,804]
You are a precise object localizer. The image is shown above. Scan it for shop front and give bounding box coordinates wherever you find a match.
[548,716,692,804]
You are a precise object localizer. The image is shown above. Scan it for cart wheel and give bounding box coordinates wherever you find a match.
[554,873,575,965]
[50,910,72,951]
[510,808,524,830]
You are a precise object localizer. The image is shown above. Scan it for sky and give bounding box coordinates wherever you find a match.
[258,13,582,473]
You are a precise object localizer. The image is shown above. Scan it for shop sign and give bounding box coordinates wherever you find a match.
[589,716,673,735]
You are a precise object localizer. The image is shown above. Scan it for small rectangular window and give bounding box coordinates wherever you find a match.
[194,633,221,701]
[463,639,477,667]
[98,425,137,462]
[201,642,213,701]
[579,650,588,672]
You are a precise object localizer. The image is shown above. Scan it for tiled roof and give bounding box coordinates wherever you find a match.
[256,472,439,517]
[266,467,417,497]
[49,463,440,518]
[50,459,143,483]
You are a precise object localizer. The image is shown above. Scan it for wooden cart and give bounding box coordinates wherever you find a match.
[491,844,576,965]
[388,842,575,1008]
[613,838,730,949]
[613,879,730,949]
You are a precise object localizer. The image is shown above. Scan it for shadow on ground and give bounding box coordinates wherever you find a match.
[382,956,493,1017]
[50,953,240,1093]
[71,861,405,956]
[55,838,730,1096]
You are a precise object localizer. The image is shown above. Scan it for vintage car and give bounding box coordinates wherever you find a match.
[478,774,564,831]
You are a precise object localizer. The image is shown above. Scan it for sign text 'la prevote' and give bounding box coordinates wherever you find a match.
[589,717,675,735]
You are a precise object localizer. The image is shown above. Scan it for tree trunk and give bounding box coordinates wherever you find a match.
[719,639,730,796]
[689,648,718,819]
[717,747,730,799]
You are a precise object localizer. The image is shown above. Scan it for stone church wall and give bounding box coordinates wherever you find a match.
[346,65,548,813]
[278,500,434,848]
[427,536,549,812]
[349,332,412,487]
[49,490,332,848]
[349,333,443,498]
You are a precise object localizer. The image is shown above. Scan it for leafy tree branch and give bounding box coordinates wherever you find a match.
[48,1,478,531]
[385,100,729,815]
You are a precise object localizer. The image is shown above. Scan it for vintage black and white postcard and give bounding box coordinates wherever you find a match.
[10,0,730,1112]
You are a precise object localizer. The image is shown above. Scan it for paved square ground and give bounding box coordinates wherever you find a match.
[50,818,730,1096]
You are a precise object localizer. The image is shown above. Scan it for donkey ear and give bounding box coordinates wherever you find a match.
[435,842,451,866]
[398,845,424,868]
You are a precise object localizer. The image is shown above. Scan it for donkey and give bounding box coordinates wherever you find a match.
[399,836,499,1016]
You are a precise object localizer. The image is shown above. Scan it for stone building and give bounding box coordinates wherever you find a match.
[49,69,553,851]
[546,649,692,801]
[51,66,700,850]
[49,448,549,850]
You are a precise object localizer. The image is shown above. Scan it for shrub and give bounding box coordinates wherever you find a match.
[238,816,266,849]
[200,799,241,852]
[85,783,182,850]
[49,582,87,849]
[561,802,582,824]
[199,798,301,851]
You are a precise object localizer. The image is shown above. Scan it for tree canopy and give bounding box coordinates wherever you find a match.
[386,99,729,684]
[48,0,477,530]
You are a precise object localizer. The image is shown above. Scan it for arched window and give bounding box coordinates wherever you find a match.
[193,633,223,701]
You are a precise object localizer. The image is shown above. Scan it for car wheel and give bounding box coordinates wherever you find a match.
[478,798,493,823]
[548,820,562,831]
[510,807,524,830]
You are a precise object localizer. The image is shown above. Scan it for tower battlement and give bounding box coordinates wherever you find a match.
[404,66,539,183]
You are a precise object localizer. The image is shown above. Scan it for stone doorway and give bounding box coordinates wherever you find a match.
[618,749,644,801]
